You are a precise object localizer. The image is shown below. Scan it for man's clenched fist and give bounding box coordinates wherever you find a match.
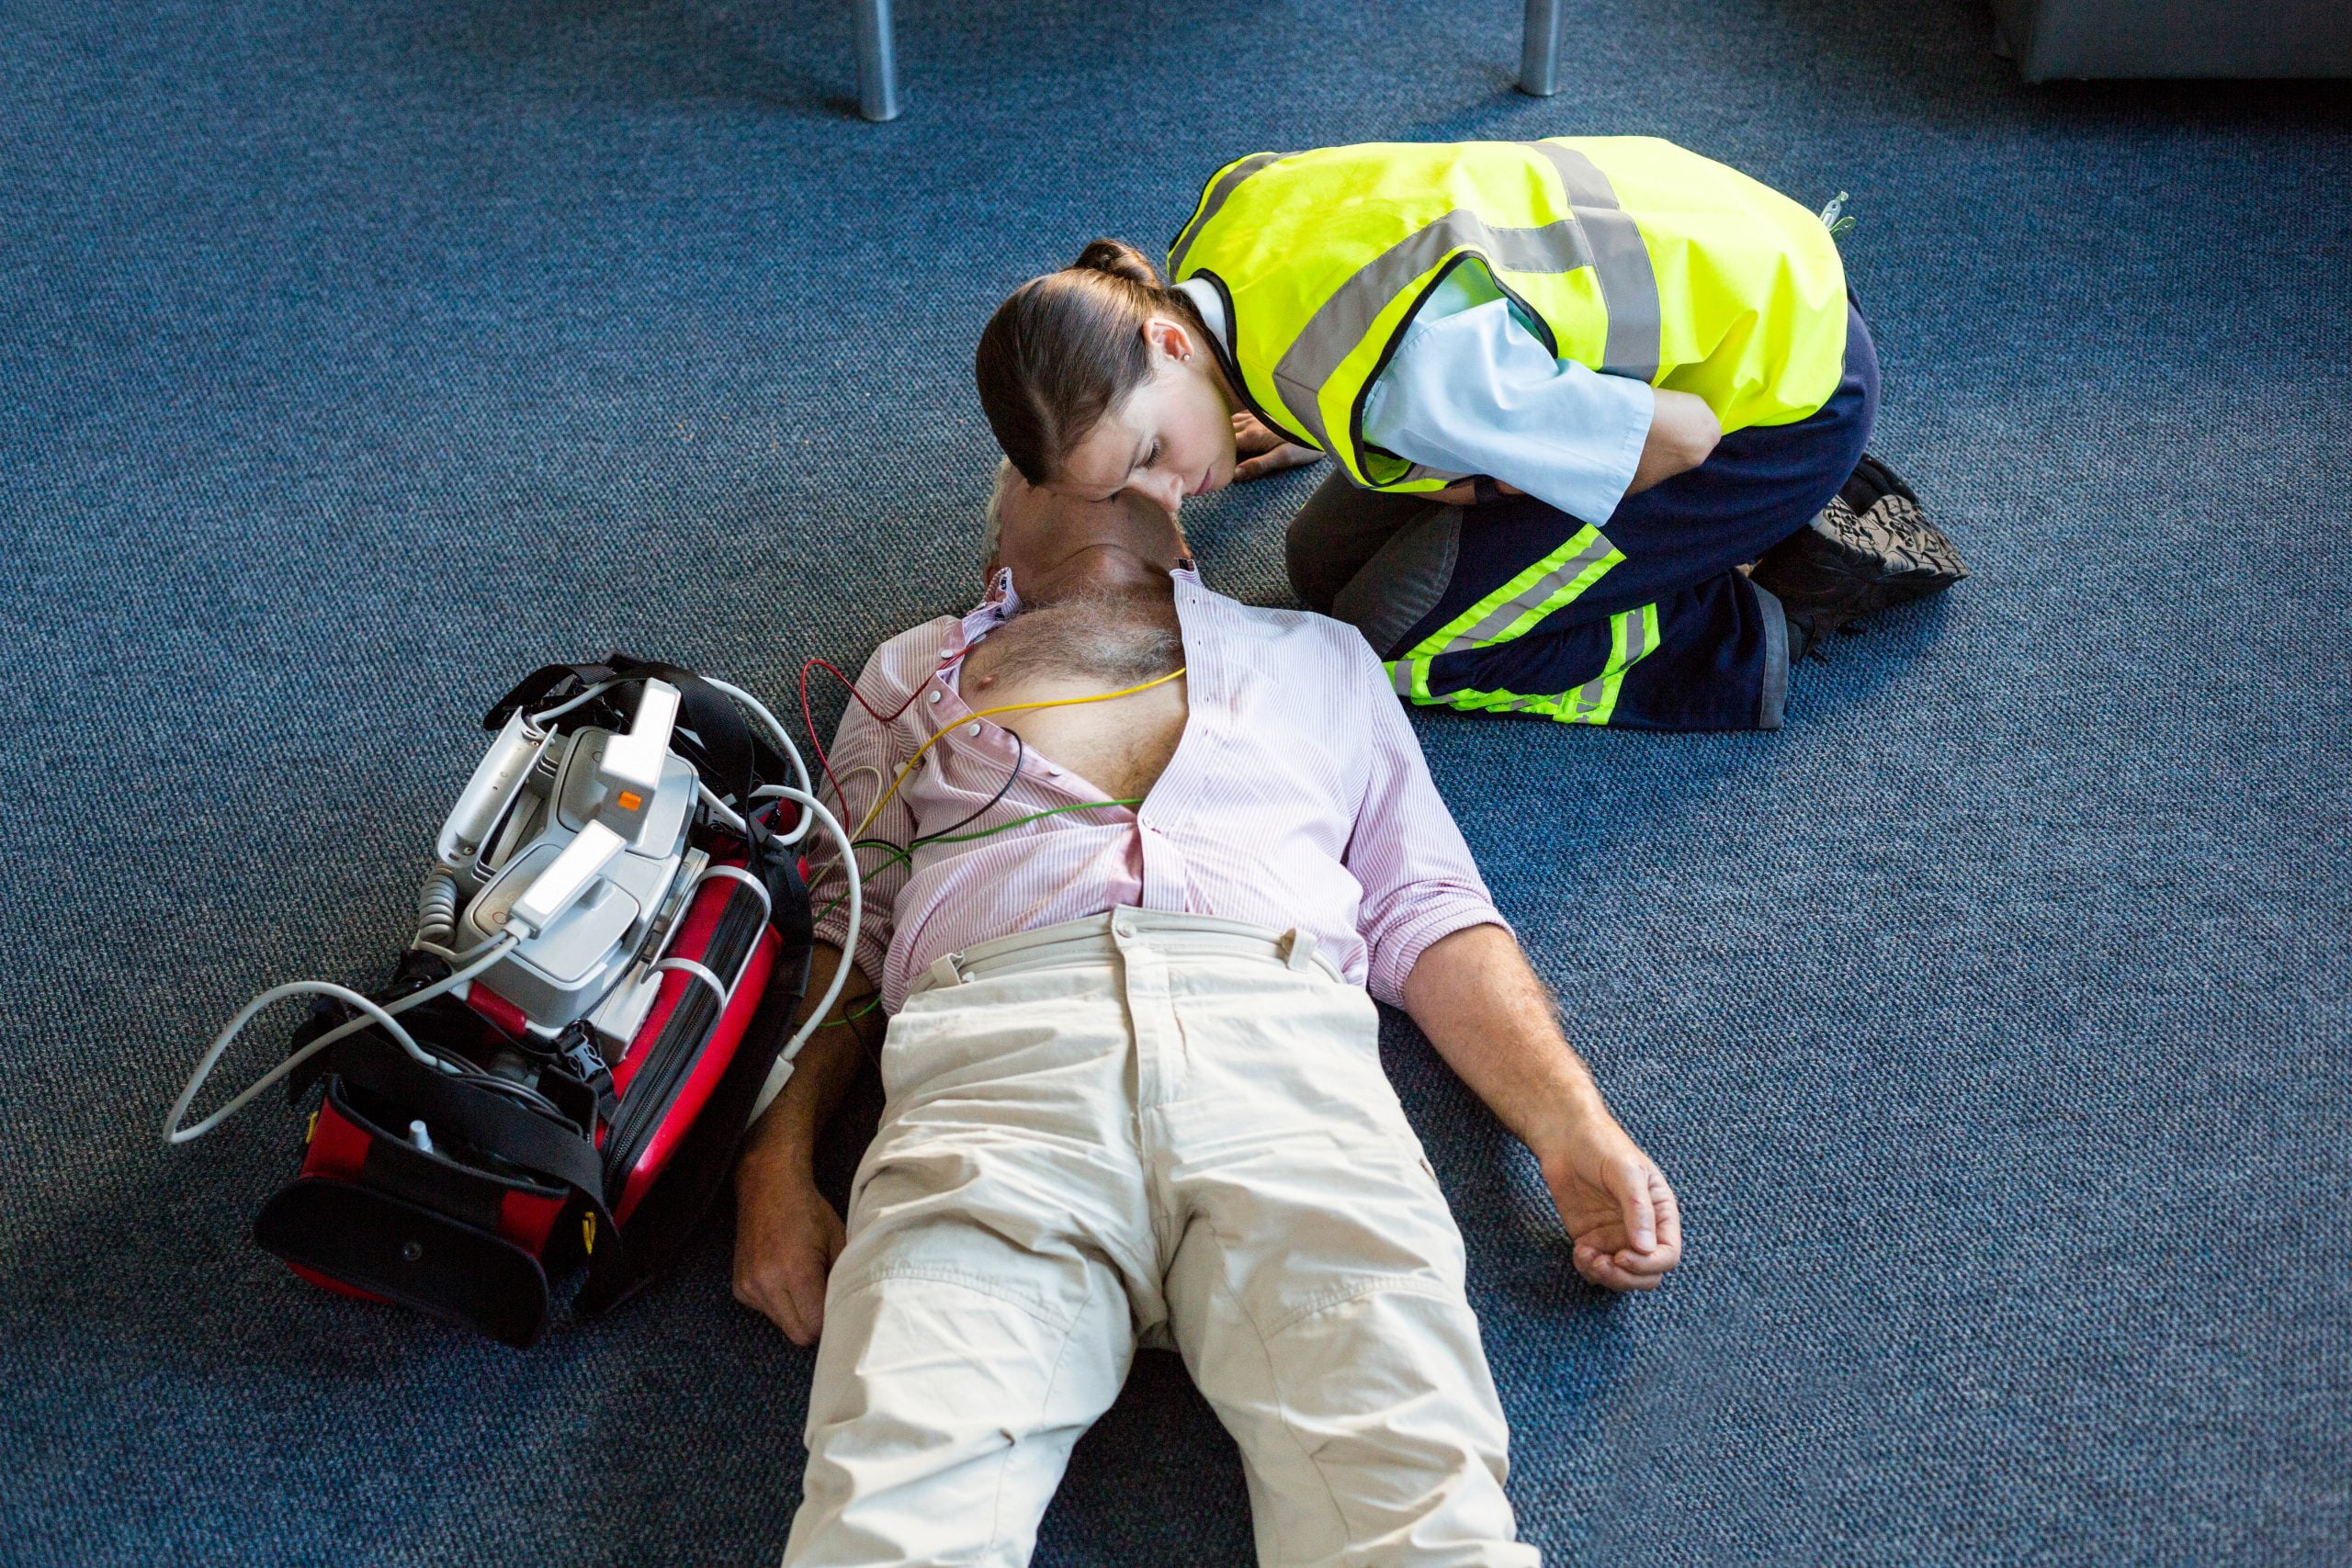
[733,1153,848,1346]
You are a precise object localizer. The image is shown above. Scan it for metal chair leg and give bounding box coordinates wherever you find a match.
[854,0,899,121]
[1520,0,1564,96]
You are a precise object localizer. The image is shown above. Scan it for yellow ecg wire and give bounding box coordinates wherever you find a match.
[854,666,1189,836]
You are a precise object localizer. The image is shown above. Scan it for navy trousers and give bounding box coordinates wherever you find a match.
[1287,304,1879,731]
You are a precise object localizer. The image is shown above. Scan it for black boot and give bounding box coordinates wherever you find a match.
[1753,455,1968,658]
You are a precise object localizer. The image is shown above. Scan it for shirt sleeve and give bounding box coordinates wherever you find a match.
[1362,292,1657,525]
[809,646,920,987]
[1340,637,1511,1006]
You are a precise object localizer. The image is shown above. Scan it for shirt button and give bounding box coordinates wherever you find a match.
[927,690,942,705]
[964,723,981,738]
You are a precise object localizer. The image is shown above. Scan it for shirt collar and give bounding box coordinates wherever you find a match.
[938,567,1022,671]
[1173,277,1230,356]
[944,560,1204,668]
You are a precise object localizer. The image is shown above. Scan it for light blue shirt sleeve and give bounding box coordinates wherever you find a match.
[1361,267,1656,525]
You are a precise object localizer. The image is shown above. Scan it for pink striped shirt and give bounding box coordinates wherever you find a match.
[813,567,1504,1011]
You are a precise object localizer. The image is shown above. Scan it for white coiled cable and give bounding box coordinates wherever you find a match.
[415,865,461,950]
[762,788,858,1070]
[164,937,519,1145]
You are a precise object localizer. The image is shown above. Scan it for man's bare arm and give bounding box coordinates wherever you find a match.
[1400,923,1683,1292]
[732,942,882,1343]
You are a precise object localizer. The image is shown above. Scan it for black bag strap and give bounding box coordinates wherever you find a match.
[744,821,817,998]
[481,660,621,728]
[324,1034,610,1212]
[281,955,485,1104]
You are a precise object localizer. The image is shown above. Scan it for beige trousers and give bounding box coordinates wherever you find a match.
[781,910,1537,1568]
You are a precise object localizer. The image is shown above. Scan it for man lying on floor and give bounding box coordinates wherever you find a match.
[732,467,1682,1567]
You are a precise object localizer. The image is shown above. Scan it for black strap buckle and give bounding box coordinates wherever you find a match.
[556,1027,619,1123]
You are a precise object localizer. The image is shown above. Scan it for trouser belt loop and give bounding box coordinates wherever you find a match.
[925,953,967,990]
[1282,929,1318,972]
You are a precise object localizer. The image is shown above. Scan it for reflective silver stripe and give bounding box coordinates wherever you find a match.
[1555,604,1657,725]
[1272,209,1598,451]
[1456,528,1620,646]
[1521,141,1662,382]
[1581,209,1663,381]
[1623,603,1657,664]
[1388,658,1418,696]
[1169,152,1282,276]
[1752,581,1790,730]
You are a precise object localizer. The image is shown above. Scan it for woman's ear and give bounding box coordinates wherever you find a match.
[1141,315,1196,365]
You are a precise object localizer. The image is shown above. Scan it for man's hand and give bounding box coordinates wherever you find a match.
[729,942,876,1343]
[1400,923,1684,1294]
[1231,410,1324,482]
[732,1148,847,1346]
[1534,1116,1682,1292]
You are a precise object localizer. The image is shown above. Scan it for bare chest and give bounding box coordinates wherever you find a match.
[958,602,1190,803]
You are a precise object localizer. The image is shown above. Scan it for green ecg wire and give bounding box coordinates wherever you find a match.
[811,796,1146,928]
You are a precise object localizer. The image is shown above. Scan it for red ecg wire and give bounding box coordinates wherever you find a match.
[797,657,929,819]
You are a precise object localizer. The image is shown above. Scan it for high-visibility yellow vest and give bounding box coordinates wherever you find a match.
[1168,137,1849,492]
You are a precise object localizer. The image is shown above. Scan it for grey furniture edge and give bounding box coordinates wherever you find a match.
[1990,0,2352,80]
[850,0,1569,121]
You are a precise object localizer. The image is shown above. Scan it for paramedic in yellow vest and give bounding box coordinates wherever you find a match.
[975,137,1965,730]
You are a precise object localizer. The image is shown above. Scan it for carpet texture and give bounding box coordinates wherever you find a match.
[3,0,2346,1562]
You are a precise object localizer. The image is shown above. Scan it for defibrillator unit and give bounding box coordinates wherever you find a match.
[166,658,859,1347]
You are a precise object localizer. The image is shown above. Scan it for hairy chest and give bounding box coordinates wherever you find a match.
[957,596,1191,803]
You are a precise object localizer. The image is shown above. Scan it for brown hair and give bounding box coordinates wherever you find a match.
[974,239,1205,485]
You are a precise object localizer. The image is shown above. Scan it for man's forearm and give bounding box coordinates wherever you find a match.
[1399,921,1680,1288]
[739,942,880,1178]
[732,941,880,1341]
[1399,923,1608,1159]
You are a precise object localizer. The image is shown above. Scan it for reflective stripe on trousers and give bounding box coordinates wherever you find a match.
[1381,518,1658,725]
[1388,600,1662,726]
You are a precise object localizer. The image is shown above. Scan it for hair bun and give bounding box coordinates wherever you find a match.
[1069,238,1162,289]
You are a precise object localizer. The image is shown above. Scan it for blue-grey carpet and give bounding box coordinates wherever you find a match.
[3,0,2346,1562]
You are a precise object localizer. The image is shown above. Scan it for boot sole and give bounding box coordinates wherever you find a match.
[1823,493,1969,605]
[1754,493,1969,626]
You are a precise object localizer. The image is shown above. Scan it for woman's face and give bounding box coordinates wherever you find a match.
[1051,316,1236,516]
